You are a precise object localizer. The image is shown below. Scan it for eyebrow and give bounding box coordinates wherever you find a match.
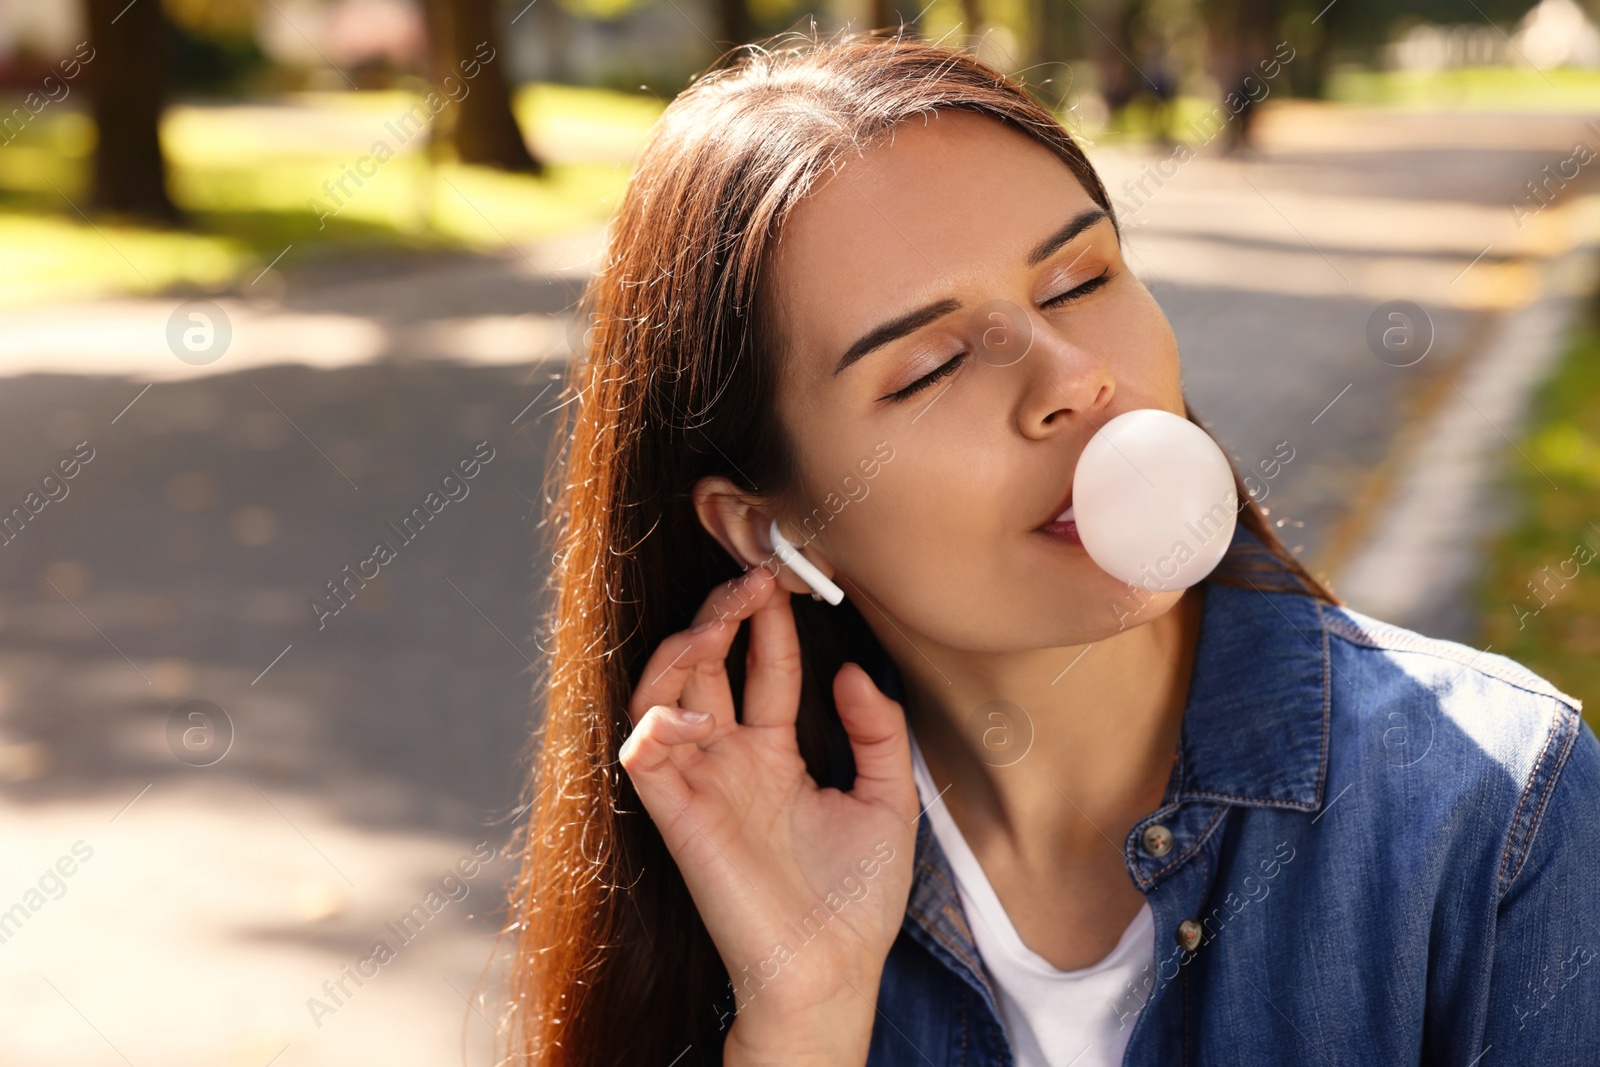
[832,207,1111,377]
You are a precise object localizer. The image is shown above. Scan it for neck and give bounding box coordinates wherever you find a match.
[893,585,1205,866]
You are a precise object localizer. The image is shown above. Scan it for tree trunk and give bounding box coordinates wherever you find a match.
[870,0,924,33]
[1087,0,1143,114]
[717,0,755,46]
[962,0,982,33]
[1200,0,1281,151]
[538,0,571,83]
[83,0,181,223]
[424,0,543,174]
[1029,0,1083,111]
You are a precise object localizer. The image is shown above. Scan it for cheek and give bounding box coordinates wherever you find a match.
[786,428,904,540]
[1101,284,1182,403]
[818,440,1020,623]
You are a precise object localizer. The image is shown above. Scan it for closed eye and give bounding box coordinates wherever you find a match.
[1042,267,1111,308]
[881,269,1114,404]
[883,351,968,404]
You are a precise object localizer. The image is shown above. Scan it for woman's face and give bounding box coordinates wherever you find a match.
[758,108,1188,652]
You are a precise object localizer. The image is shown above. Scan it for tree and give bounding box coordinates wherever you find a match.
[1029,0,1087,113]
[83,0,182,223]
[1200,0,1285,150]
[717,0,755,45]
[1085,0,1145,116]
[961,0,982,35]
[868,0,927,32]
[422,0,544,174]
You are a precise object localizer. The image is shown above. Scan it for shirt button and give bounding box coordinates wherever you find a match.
[1141,823,1174,857]
[1175,918,1203,952]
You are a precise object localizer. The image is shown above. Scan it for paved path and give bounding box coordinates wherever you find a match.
[1,101,1598,1066]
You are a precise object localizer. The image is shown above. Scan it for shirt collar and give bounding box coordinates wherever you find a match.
[1176,549,1331,810]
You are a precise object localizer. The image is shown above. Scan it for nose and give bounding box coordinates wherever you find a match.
[1006,309,1116,437]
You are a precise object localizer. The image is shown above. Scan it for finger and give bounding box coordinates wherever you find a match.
[834,662,917,819]
[628,569,776,729]
[740,582,802,731]
[680,569,779,727]
[688,563,778,631]
[618,704,717,823]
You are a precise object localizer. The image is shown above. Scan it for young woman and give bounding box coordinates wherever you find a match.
[495,30,1600,1066]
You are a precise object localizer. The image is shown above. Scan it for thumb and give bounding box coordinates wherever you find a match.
[834,661,915,817]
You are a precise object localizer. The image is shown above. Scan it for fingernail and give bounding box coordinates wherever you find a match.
[690,618,716,633]
[679,708,710,723]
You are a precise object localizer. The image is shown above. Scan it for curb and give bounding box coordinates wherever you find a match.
[1329,198,1600,640]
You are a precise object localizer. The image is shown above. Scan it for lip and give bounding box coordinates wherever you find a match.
[1032,468,1080,547]
[1036,518,1082,546]
[1034,481,1075,531]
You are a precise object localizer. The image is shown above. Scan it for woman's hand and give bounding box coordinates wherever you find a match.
[619,565,919,1065]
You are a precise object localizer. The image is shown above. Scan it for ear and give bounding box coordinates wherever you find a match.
[691,475,831,598]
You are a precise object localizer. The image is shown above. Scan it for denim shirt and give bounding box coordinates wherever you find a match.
[853,545,1600,1066]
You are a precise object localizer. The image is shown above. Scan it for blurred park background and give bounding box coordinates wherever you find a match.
[1,0,1599,1063]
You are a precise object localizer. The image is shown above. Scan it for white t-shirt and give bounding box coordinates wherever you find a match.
[908,729,1154,1067]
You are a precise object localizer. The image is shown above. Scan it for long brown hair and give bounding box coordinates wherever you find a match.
[492,27,1339,1067]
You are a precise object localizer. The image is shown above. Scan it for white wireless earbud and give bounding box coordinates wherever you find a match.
[768,518,844,605]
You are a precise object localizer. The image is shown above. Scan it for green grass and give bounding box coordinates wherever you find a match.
[2,66,1590,305]
[1478,291,1600,732]
[0,82,662,306]
[1090,95,1231,142]
[1074,65,1600,151]
[1328,66,1600,111]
